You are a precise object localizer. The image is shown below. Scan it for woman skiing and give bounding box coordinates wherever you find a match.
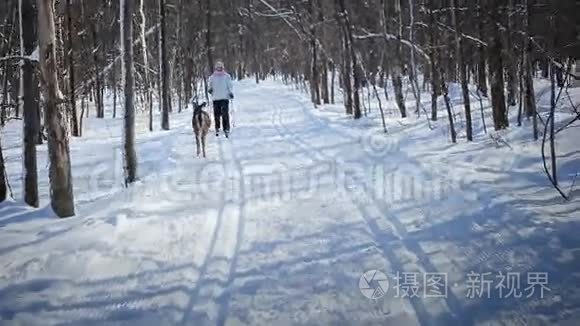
[208,61,234,137]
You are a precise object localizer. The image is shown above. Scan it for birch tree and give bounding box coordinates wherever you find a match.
[37,0,75,217]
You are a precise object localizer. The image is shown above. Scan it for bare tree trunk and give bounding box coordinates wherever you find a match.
[308,0,321,106]
[0,133,6,202]
[159,0,169,130]
[378,40,390,105]
[330,60,335,104]
[451,0,473,140]
[205,0,213,74]
[442,76,457,143]
[37,0,75,217]
[478,90,487,134]
[21,0,40,207]
[12,79,20,119]
[79,95,85,136]
[91,22,103,118]
[517,56,523,126]
[1,8,17,127]
[541,71,566,199]
[488,0,509,130]
[138,0,153,131]
[178,80,183,112]
[317,0,329,105]
[112,64,117,118]
[549,25,558,185]
[35,100,43,144]
[407,0,422,117]
[56,16,66,93]
[476,0,487,97]
[320,59,329,104]
[360,53,387,132]
[427,0,439,121]
[388,0,406,118]
[122,0,138,185]
[336,5,353,115]
[65,0,79,136]
[167,49,174,113]
[1,73,8,127]
[184,50,193,103]
[505,0,518,106]
[524,0,538,139]
[253,50,260,84]
[176,0,183,113]
[338,0,361,119]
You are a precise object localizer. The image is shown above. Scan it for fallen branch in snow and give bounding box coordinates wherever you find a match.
[489,132,513,150]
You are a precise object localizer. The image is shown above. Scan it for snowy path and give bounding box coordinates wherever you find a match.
[1,80,580,325]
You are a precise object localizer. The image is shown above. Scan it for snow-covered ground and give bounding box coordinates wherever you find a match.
[1,78,579,325]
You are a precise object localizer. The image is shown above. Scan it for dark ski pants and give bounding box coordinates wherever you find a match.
[213,99,230,132]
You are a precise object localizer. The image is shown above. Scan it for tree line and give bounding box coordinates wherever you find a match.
[0,0,578,217]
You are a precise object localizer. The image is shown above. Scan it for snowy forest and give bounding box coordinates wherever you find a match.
[0,0,579,325]
[0,0,578,216]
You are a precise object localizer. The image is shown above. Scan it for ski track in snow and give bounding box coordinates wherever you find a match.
[1,79,580,325]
